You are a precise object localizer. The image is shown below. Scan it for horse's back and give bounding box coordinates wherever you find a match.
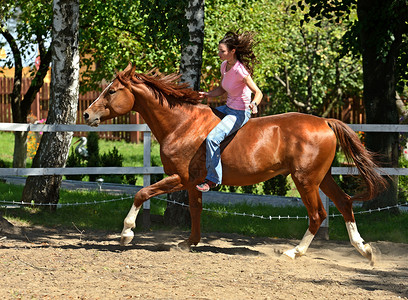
[236,112,334,142]
[220,112,337,185]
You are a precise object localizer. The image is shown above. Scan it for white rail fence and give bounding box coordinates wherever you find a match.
[0,123,163,226]
[0,123,407,233]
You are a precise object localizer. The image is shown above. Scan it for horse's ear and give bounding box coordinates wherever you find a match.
[123,62,135,77]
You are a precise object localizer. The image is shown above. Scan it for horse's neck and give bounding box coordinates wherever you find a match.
[135,96,192,143]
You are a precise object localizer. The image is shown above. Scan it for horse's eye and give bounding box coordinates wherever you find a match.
[109,89,116,95]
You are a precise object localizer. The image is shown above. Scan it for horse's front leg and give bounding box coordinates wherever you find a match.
[178,188,203,250]
[120,174,183,246]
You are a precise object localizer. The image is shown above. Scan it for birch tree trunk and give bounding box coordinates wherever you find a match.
[164,0,204,226]
[179,0,205,90]
[21,0,80,208]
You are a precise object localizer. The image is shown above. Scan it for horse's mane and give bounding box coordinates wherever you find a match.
[117,68,201,108]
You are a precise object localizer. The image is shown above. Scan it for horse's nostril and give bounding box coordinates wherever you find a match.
[84,112,89,120]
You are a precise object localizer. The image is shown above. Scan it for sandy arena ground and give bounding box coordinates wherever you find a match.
[0,221,407,300]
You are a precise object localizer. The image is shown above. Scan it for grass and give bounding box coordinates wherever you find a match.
[0,132,18,167]
[0,182,164,231]
[0,131,162,168]
[1,182,407,243]
[98,137,162,167]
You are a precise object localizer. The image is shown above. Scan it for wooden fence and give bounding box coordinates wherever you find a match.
[1,77,366,143]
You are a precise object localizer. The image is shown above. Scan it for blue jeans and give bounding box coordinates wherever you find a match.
[205,105,251,184]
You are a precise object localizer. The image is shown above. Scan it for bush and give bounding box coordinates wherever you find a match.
[100,146,124,183]
[65,151,85,181]
[263,175,290,196]
[398,156,408,204]
[0,159,9,168]
[87,132,101,182]
[100,146,123,167]
[241,184,256,194]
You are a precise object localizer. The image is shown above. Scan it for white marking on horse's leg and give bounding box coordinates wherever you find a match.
[120,204,141,246]
[283,229,315,259]
[346,221,373,261]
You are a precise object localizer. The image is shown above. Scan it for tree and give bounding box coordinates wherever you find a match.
[179,0,205,90]
[297,0,408,209]
[21,0,80,207]
[0,1,52,168]
[201,0,363,116]
[164,0,205,226]
[270,10,362,116]
[79,0,186,92]
[358,0,407,209]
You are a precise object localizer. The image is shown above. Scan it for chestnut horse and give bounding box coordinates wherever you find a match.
[84,63,386,262]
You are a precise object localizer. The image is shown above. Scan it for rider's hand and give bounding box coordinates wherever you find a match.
[198,91,208,100]
[249,101,258,114]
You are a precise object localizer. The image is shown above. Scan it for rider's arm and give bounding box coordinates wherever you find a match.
[199,75,226,99]
[244,75,263,107]
[206,85,226,98]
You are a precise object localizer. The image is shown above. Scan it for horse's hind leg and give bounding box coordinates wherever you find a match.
[120,174,183,246]
[320,172,374,262]
[284,179,327,259]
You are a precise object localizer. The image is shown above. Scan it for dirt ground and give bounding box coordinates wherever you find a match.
[0,221,407,300]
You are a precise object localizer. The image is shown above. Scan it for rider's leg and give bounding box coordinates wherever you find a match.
[204,107,250,185]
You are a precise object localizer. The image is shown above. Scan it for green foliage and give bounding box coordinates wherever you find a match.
[0,159,8,168]
[100,146,123,167]
[263,175,290,196]
[86,132,100,182]
[213,175,290,196]
[297,0,408,95]
[398,155,408,204]
[100,146,124,183]
[66,151,85,181]
[241,184,256,194]
[79,0,185,92]
[1,0,52,70]
[203,0,364,116]
[3,0,371,115]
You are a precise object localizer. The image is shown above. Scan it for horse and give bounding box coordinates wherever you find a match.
[83,63,387,262]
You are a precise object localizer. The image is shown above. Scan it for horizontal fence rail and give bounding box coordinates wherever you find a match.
[0,123,161,176]
[347,124,408,132]
[0,123,150,132]
[1,123,408,176]
[0,167,164,176]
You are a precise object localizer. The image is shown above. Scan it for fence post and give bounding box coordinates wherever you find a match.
[142,131,151,229]
[316,189,329,240]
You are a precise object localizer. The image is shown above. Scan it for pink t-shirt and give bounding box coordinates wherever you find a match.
[221,60,252,110]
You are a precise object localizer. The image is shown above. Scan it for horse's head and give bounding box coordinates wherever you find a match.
[83,63,136,127]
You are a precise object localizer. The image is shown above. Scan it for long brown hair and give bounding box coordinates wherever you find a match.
[219,30,257,75]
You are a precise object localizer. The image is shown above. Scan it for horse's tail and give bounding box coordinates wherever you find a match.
[326,119,388,201]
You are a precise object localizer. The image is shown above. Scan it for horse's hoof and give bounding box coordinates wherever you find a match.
[177,240,192,251]
[282,248,297,260]
[120,232,134,246]
[364,243,375,266]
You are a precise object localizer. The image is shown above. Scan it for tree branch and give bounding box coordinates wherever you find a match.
[21,33,52,115]
[1,28,23,122]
